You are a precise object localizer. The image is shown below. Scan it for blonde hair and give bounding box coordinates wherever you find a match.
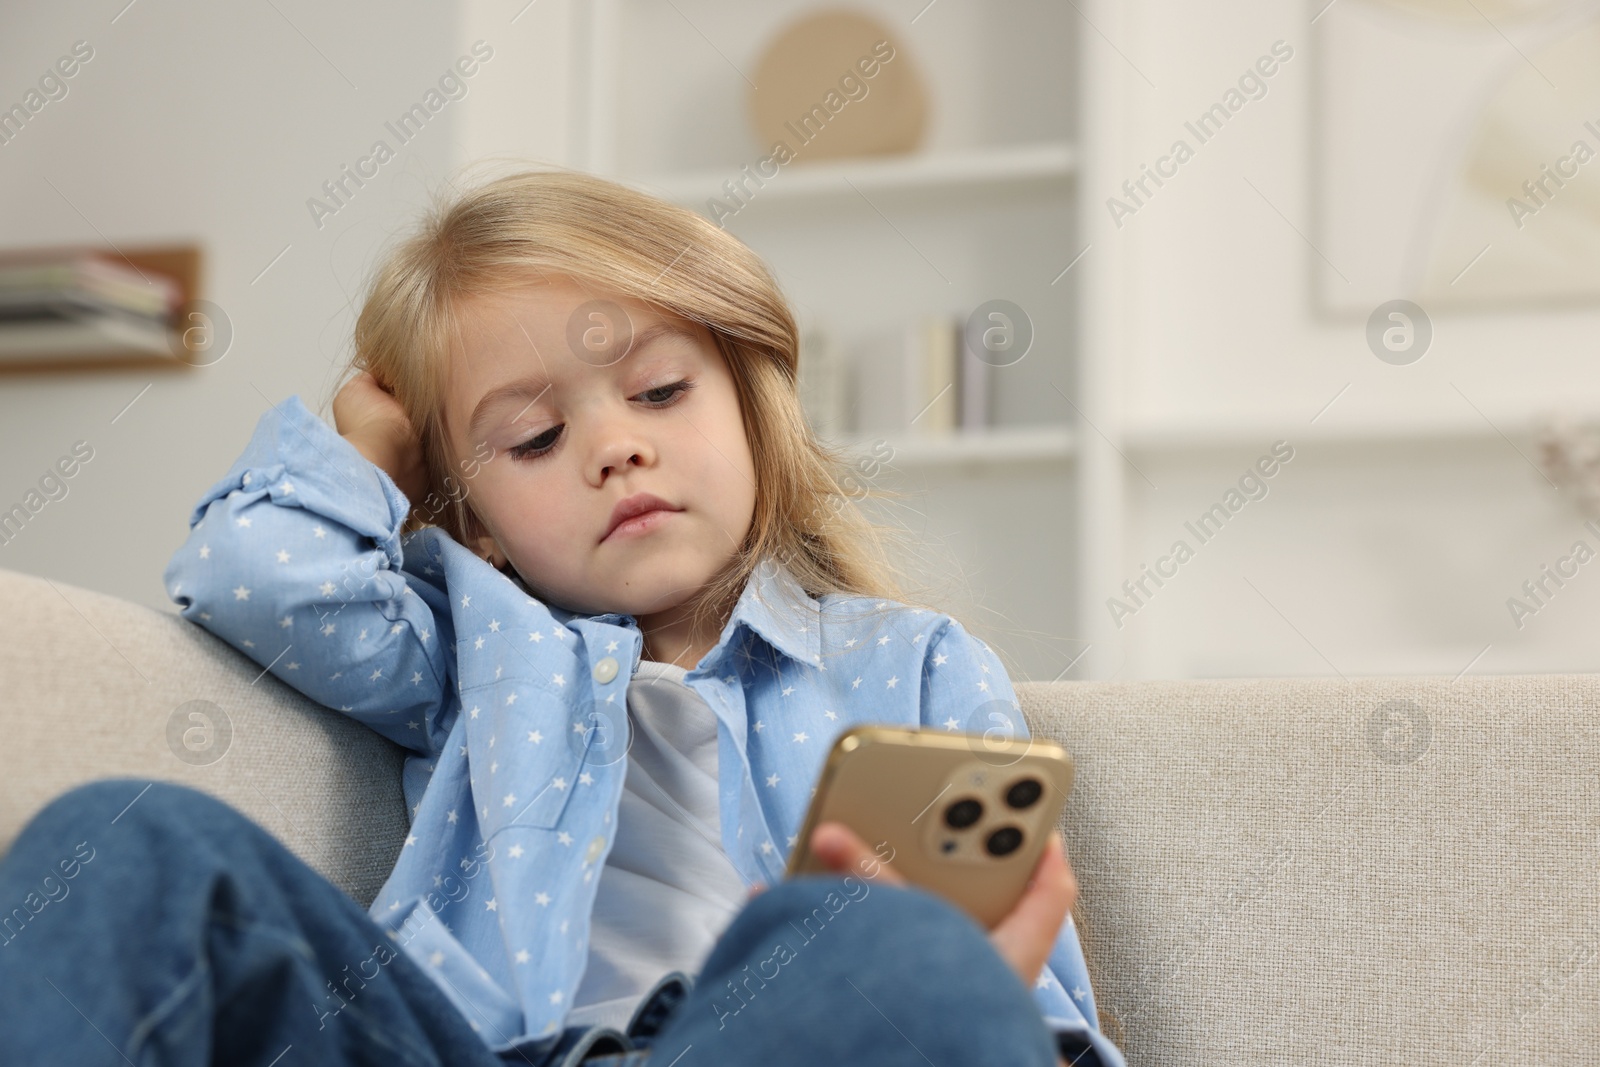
[346,165,936,634]
[340,163,1109,1011]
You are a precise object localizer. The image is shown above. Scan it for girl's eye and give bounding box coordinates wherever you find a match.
[507,380,694,461]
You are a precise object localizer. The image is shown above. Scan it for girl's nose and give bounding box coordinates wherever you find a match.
[586,414,655,484]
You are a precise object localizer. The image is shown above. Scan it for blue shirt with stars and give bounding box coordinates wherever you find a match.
[162,395,1124,1066]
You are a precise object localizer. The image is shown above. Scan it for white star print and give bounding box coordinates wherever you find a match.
[168,515,1047,1024]
[235,516,251,528]
[312,524,326,538]
[429,951,444,966]
[1073,986,1087,1001]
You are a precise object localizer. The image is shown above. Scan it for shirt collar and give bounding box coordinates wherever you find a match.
[721,556,821,669]
[529,555,822,669]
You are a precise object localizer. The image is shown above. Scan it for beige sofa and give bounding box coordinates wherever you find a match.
[3,565,1594,1064]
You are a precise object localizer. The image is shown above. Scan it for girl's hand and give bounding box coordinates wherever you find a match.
[798,819,1078,992]
[333,370,428,506]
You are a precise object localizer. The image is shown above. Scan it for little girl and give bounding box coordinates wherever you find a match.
[0,168,1125,1067]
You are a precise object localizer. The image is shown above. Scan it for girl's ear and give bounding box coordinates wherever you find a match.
[465,528,503,568]
[458,500,503,567]
[482,545,507,569]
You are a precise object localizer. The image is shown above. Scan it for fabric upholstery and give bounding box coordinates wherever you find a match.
[3,566,1594,1064]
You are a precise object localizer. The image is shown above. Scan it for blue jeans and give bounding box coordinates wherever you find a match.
[0,779,1065,1066]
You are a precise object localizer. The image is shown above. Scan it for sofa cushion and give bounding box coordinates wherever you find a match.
[1018,675,1600,1063]
[0,566,408,908]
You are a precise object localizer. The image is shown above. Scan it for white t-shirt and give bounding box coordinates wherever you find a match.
[564,658,750,1032]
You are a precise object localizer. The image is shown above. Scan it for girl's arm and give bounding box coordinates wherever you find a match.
[162,394,455,759]
[918,616,1128,1067]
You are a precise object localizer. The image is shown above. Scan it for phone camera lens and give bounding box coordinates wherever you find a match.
[944,797,983,829]
[1005,778,1043,810]
[985,826,1024,857]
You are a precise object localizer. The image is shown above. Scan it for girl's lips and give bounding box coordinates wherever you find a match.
[601,507,679,543]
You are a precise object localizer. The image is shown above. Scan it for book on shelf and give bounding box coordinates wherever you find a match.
[798,326,850,437]
[0,249,181,363]
[905,312,958,434]
[849,310,992,439]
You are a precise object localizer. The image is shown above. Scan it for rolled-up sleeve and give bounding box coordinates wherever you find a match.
[162,394,455,757]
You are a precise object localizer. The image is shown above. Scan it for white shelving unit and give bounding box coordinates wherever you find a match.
[525,0,1600,683]
[569,0,1084,680]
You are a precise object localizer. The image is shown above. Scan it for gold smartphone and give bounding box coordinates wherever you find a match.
[783,724,1074,930]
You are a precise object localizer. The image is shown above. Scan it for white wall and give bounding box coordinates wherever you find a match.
[0,0,575,613]
[1083,0,1600,678]
[5,0,1593,681]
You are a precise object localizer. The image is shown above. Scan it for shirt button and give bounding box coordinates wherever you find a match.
[593,656,619,684]
[585,834,606,863]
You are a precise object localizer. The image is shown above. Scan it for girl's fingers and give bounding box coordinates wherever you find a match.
[809,821,907,886]
[987,831,1076,985]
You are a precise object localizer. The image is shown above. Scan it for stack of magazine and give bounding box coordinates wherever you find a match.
[0,250,180,363]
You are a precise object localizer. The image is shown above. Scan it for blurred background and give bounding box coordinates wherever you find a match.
[2,0,1599,683]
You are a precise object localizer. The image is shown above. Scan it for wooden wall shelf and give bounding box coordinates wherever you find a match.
[0,242,205,375]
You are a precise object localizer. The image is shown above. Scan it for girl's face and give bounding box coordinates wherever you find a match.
[442,275,758,621]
